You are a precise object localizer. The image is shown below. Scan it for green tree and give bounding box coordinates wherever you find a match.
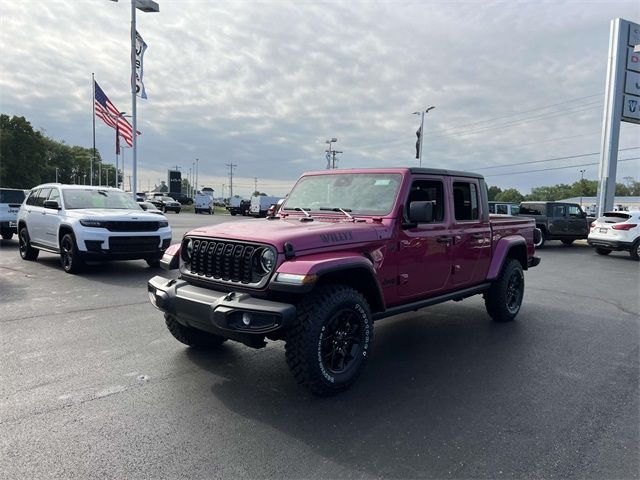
[0,114,46,188]
[495,188,524,203]
[487,185,502,201]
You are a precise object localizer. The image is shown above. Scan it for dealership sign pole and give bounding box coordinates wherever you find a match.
[596,18,640,217]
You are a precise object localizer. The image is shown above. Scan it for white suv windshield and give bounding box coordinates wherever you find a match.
[283,173,402,216]
[62,189,140,210]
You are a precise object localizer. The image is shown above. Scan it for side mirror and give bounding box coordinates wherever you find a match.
[409,201,434,223]
[43,200,60,210]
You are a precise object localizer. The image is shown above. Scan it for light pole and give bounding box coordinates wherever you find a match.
[413,106,435,167]
[195,158,199,196]
[325,138,337,169]
[110,0,159,199]
[55,167,59,183]
[579,169,586,208]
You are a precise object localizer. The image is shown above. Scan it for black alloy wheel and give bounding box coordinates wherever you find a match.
[505,270,524,315]
[18,227,39,260]
[321,308,366,375]
[60,233,84,274]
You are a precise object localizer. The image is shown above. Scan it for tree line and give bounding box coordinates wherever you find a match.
[0,114,119,189]
[1,114,639,199]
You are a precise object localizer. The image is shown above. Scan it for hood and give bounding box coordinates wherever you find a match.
[65,209,164,221]
[187,218,382,252]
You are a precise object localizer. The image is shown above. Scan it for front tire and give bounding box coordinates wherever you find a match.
[1,231,13,240]
[484,258,524,323]
[595,247,612,256]
[285,285,374,396]
[60,233,85,274]
[18,227,39,260]
[146,258,161,268]
[561,239,574,246]
[165,314,227,350]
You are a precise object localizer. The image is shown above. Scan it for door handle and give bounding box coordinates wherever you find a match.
[437,236,452,244]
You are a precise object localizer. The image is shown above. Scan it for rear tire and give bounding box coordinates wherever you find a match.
[60,233,85,274]
[1,231,13,240]
[146,258,161,268]
[534,229,546,249]
[484,258,524,323]
[630,239,640,261]
[595,247,612,256]
[165,314,227,350]
[561,239,574,246]
[285,285,373,396]
[18,227,39,260]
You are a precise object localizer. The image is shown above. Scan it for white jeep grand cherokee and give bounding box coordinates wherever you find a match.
[17,184,172,273]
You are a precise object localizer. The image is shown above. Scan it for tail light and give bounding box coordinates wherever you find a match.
[611,223,637,231]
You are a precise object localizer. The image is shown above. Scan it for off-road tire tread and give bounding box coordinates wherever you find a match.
[165,313,227,349]
[284,285,373,396]
[484,258,524,323]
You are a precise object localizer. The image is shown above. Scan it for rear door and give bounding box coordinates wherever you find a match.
[397,176,452,299]
[29,188,51,244]
[449,179,491,288]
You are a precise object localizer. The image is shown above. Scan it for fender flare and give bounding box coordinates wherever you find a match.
[486,236,527,281]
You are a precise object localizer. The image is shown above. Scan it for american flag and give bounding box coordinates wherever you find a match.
[94,81,139,147]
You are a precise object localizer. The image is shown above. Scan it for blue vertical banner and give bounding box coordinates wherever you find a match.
[135,30,148,99]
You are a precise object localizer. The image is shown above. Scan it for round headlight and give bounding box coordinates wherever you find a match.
[260,249,276,274]
[183,238,193,262]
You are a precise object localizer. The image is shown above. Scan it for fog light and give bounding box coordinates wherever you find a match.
[242,313,252,326]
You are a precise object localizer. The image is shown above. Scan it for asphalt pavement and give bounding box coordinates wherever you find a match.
[1,213,638,479]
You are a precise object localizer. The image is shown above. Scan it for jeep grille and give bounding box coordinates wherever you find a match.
[183,238,272,286]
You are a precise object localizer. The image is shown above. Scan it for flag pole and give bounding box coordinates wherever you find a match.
[92,72,96,185]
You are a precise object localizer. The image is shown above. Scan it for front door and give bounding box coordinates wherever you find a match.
[397,177,452,300]
[567,204,588,236]
[549,203,568,236]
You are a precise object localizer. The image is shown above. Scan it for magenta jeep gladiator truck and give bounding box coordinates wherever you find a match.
[148,168,540,395]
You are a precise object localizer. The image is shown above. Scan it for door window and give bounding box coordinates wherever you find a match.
[453,182,479,221]
[496,204,508,214]
[406,180,445,222]
[47,188,60,204]
[26,189,39,206]
[567,205,583,217]
[34,188,51,207]
[553,205,567,217]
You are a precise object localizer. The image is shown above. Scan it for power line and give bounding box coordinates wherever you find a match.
[476,146,640,170]
[485,156,640,177]
[426,94,602,136]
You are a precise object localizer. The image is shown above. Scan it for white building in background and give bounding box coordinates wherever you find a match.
[560,196,640,212]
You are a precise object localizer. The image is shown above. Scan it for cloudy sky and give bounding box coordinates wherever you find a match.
[1,0,639,197]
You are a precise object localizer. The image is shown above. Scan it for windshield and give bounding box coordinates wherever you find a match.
[283,173,402,216]
[62,189,141,210]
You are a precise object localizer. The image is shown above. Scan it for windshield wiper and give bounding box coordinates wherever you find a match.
[320,207,354,221]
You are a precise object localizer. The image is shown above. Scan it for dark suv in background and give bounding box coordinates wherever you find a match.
[166,192,193,205]
[519,201,589,248]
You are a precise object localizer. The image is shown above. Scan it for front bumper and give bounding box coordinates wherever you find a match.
[148,276,297,336]
[528,256,541,268]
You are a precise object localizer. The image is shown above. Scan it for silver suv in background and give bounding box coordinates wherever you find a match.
[17,184,172,273]
[0,188,26,240]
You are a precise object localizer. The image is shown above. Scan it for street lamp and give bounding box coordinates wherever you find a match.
[412,106,435,167]
[579,169,586,208]
[325,138,337,169]
[110,0,159,199]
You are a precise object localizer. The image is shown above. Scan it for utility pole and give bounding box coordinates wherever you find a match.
[413,106,435,166]
[579,169,586,208]
[254,177,258,194]
[221,184,226,200]
[331,150,343,169]
[325,138,337,169]
[195,158,199,195]
[225,163,237,201]
[55,167,59,183]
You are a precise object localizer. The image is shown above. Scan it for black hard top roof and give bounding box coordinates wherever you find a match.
[408,167,484,179]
